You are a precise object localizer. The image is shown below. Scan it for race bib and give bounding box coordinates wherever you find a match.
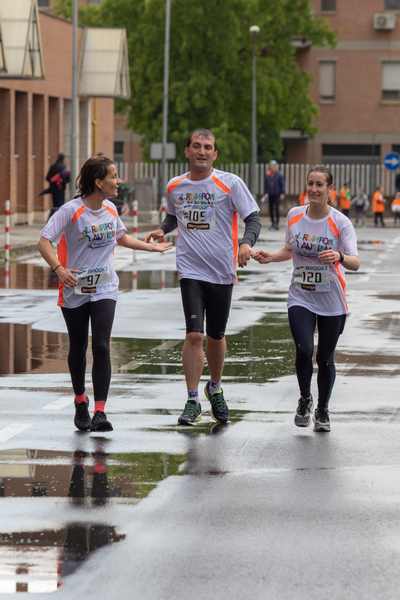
[292,265,331,292]
[182,205,215,231]
[74,267,112,295]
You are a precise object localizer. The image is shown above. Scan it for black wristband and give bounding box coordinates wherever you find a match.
[52,264,62,272]
[338,251,344,264]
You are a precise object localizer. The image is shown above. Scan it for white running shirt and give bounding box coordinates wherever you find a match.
[41,197,127,308]
[285,205,358,316]
[166,169,259,284]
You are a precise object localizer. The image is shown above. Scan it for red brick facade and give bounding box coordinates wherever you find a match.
[0,11,114,224]
[286,0,400,164]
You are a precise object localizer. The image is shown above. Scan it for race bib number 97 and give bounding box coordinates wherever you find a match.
[292,265,331,292]
[74,267,112,295]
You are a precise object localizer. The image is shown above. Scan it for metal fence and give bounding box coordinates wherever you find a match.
[116,161,399,199]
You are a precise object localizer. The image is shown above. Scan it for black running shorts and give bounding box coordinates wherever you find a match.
[180,278,233,340]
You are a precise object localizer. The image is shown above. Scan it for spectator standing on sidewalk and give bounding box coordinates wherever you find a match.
[372,185,386,227]
[351,187,369,227]
[391,192,400,225]
[338,183,351,218]
[40,153,71,220]
[262,160,285,230]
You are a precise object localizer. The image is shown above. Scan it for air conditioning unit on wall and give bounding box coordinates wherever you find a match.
[374,13,396,30]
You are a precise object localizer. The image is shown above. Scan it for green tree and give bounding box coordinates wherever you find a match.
[54,0,335,161]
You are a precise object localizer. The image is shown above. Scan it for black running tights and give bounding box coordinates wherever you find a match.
[288,305,346,409]
[61,300,116,401]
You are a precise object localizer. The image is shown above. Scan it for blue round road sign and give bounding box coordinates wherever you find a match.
[384,152,400,170]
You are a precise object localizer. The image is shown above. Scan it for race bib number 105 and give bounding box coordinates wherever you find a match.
[182,206,215,230]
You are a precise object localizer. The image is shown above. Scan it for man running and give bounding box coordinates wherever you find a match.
[146,129,261,425]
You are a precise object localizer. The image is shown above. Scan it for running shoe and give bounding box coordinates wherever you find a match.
[74,399,91,431]
[204,382,229,424]
[90,411,113,432]
[177,400,201,426]
[294,395,313,427]
[313,408,330,433]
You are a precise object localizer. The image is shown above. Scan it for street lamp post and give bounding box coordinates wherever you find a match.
[249,25,260,198]
[71,0,79,192]
[160,0,171,208]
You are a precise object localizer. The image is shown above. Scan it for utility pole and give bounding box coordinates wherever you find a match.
[70,0,79,191]
[160,0,171,207]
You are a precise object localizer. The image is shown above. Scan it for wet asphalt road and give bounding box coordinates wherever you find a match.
[0,225,400,597]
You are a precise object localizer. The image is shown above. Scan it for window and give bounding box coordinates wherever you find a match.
[37,0,50,6]
[319,61,336,101]
[114,141,124,160]
[385,0,400,9]
[382,62,400,100]
[321,0,336,11]
[323,144,381,162]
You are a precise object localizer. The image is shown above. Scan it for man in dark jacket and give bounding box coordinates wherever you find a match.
[40,153,70,219]
[262,160,285,230]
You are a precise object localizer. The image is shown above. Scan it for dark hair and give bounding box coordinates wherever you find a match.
[77,155,114,196]
[307,164,333,186]
[185,128,218,151]
[56,153,65,163]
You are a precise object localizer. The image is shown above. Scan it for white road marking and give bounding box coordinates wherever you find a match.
[42,397,73,411]
[0,423,31,442]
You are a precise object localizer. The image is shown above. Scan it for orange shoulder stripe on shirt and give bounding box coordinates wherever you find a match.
[57,234,68,307]
[71,205,86,223]
[287,211,305,228]
[211,175,231,194]
[167,175,187,194]
[327,217,340,238]
[232,211,239,270]
[105,205,118,217]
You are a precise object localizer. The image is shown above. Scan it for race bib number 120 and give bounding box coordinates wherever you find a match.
[292,265,331,292]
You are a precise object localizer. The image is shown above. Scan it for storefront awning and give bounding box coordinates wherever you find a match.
[79,28,130,98]
[0,0,44,78]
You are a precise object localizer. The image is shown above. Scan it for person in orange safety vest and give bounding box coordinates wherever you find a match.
[338,183,351,217]
[391,191,400,225]
[371,186,385,227]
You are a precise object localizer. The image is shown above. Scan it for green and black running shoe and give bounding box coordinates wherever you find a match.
[313,408,330,433]
[204,382,229,424]
[178,400,202,426]
[294,395,313,427]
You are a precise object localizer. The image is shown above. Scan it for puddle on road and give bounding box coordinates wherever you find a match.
[0,446,185,592]
[0,263,179,291]
[0,313,295,382]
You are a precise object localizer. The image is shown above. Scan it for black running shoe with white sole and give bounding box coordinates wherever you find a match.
[177,400,202,426]
[204,382,229,424]
[91,411,113,432]
[74,400,91,432]
[313,408,330,432]
[294,395,313,427]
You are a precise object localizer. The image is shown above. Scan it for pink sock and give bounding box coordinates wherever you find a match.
[75,393,87,404]
[94,400,106,413]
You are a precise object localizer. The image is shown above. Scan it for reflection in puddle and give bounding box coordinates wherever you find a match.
[0,444,185,591]
[0,313,295,382]
[0,263,179,291]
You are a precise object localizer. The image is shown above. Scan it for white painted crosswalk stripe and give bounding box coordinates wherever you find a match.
[0,423,31,442]
[42,397,73,411]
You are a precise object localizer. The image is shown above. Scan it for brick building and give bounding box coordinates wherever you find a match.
[285,0,400,164]
[0,1,129,224]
